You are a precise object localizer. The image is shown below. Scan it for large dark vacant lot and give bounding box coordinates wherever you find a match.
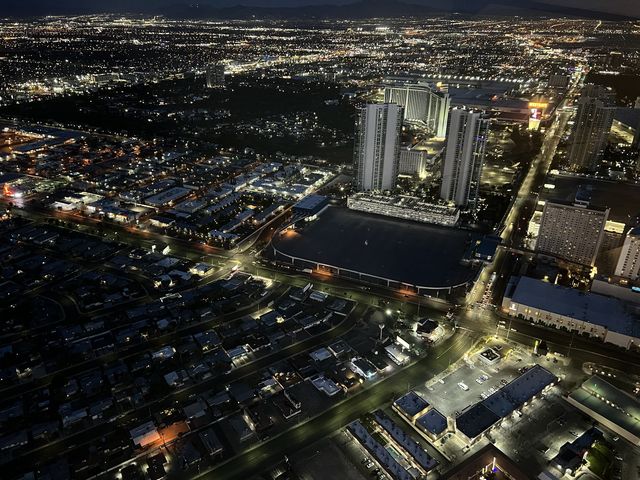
[586,72,640,103]
[541,174,640,224]
[272,207,480,288]
[1,74,354,160]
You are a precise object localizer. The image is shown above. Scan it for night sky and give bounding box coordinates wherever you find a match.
[2,0,639,18]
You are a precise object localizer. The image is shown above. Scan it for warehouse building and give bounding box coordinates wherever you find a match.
[567,376,640,446]
[503,276,640,349]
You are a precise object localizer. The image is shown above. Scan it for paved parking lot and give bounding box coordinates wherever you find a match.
[408,338,584,471]
[418,340,569,418]
[289,333,640,480]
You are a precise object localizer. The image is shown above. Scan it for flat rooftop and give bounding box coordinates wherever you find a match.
[449,87,529,110]
[455,403,501,440]
[272,207,479,289]
[294,194,328,211]
[509,276,640,338]
[541,175,640,224]
[416,409,447,436]
[373,410,438,471]
[393,391,430,418]
[348,420,412,480]
[568,376,640,441]
[456,365,557,440]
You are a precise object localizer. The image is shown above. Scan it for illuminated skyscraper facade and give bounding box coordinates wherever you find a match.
[354,103,403,192]
[440,108,489,209]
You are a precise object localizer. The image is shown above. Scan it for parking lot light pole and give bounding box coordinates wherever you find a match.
[506,317,513,340]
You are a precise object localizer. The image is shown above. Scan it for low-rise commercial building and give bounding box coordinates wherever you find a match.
[443,444,530,480]
[310,375,342,396]
[455,364,557,444]
[415,409,448,441]
[144,186,192,207]
[550,427,603,476]
[591,275,640,305]
[293,194,328,216]
[393,391,431,422]
[350,357,377,380]
[385,345,410,366]
[567,376,640,446]
[503,276,640,349]
[393,391,448,441]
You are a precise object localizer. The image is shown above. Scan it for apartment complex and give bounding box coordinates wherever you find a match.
[440,108,490,209]
[536,194,609,266]
[354,103,404,192]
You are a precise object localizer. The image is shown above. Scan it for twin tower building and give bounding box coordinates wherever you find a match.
[354,80,490,209]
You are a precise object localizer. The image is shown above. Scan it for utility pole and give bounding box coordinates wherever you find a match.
[568,329,575,356]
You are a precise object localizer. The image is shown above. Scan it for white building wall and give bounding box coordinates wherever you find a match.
[615,229,640,280]
[604,330,636,349]
[398,149,427,176]
[384,84,450,137]
[503,299,625,345]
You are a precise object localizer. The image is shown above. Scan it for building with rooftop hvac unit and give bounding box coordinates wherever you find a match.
[393,391,431,422]
[292,194,329,220]
[455,364,557,444]
[443,444,531,480]
[612,107,640,148]
[567,376,640,446]
[347,193,459,226]
[392,391,449,441]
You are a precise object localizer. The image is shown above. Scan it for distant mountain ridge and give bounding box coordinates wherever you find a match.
[2,0,636,20]
[161,0,437,19]
[160,0,635,20]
